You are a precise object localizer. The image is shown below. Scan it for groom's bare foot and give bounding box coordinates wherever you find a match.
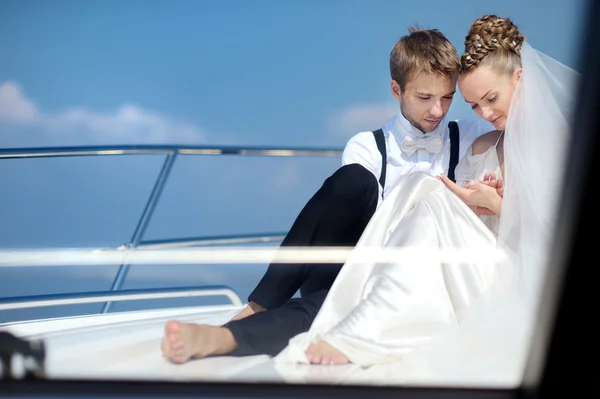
[229,301,266,322]
[161,320,237,363]
[305,341,350,365]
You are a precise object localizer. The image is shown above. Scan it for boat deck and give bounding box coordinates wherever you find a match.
[1,305,523,388]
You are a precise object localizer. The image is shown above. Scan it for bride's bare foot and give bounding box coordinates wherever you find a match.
[161,320,237,364]
[229,301,266,322]
[305,341,350,365]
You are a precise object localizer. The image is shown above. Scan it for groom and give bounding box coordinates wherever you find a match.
[161,27,493,363]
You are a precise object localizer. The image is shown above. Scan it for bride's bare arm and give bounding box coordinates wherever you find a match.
[445,130,504,215]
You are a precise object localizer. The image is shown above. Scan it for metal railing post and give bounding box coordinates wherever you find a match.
[102,151,178,313]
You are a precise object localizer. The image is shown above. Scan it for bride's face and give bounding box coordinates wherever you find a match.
[458,65,522,131]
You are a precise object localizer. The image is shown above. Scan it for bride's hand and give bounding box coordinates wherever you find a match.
[437,174,502,215]
[465,177,503,212]
[477,172,504,198]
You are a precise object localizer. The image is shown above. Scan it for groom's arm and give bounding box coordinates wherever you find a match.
[341,133,380,178]
[341,131,382,198]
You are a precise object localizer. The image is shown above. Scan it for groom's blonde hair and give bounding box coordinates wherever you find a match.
[390,26,461,92]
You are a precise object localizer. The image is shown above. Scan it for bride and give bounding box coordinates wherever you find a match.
[274,14,578,368]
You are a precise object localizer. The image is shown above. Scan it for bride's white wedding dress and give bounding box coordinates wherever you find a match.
[274,136,507,367]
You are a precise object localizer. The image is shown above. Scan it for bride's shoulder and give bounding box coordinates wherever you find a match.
[471,130,502,155]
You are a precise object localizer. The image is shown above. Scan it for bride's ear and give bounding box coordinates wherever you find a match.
[514,67,523,81]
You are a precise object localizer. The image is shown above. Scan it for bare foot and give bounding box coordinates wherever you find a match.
[161,320,237,364]
[305,341,350,365]
[229,301,266,322]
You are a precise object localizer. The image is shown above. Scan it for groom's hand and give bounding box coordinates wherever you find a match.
[436,174,499,215]
[436,174,477,204]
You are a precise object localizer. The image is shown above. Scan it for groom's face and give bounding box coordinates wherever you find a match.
[392,73,456,133]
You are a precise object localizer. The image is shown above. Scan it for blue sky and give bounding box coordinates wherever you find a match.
[0,0,587,320]
[0,0,585,149]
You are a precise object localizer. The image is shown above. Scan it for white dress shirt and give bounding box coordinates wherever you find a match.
[341,111,494,202]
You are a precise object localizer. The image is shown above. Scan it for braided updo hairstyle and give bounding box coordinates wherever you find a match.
[460,15,525,76]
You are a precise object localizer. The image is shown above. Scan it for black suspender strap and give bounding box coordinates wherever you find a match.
[374,123,457,191]
[372,128,387,195]
[448,121,459,183]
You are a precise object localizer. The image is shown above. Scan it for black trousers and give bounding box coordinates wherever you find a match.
[224,163,379,356]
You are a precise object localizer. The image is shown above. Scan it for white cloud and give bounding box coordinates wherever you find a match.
[326,102,398,139]
[0,81,206,143]
[0,82,40,124]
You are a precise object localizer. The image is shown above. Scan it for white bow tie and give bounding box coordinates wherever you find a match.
[400,135,443,156]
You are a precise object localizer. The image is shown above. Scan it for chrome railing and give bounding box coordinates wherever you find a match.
[0,144,343,159]
[137,232,287,249]
[0,285,243,311]
[0,144,343,314]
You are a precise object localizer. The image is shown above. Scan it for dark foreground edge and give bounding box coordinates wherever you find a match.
[1,0,598,397]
